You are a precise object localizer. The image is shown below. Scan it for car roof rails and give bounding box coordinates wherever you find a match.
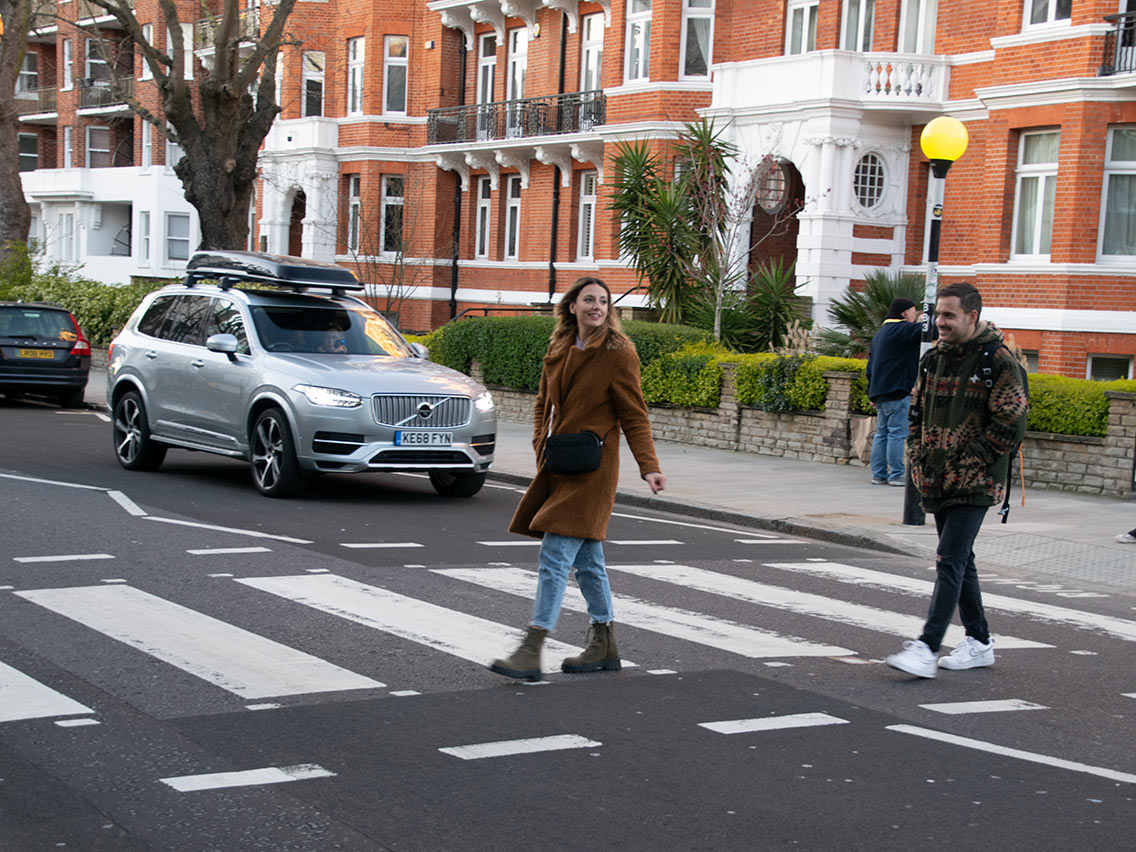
[184,250,365,295]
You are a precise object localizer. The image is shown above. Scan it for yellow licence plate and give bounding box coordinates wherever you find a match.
[18,348,54,359]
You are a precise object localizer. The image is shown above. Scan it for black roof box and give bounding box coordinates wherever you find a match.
[185,250,363,292]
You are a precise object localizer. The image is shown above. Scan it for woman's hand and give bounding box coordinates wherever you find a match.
[643,472,666,494]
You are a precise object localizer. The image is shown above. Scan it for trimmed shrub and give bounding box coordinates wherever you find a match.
[732,353,870,414]
[1026,374,1136,437]
[641,343,729,408]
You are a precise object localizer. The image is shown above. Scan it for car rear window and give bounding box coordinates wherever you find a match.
[0,307,75,341]
[251,303,413,357]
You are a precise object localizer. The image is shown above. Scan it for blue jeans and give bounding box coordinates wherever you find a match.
[870,396,910,483]
[530,533,613,632]
[918,504,991,653]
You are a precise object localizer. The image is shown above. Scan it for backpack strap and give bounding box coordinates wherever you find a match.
[979,342,1020,523]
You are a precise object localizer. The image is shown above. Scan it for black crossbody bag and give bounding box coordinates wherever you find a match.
[542,404,611,475]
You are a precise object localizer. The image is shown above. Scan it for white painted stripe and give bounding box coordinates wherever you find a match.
[245,703,280,711]
[736,539,805,545]
[701,713,850,735]
[187,547,272,556]
[0,661,94,723]
[608,564,1049,651]
[14,553,114,564]
[100,578,126,584]
[608,540,682,546]
[15,585,382,698]
[767,561,1136,644]
[476,540,541,547]
[1123,692,1136,699]
[390,690,420,697]
[887,725,1136,785]
[143,516,313,544]
[237,574,592,674]
[0,472,105,491]
[340,542,424,549]
[107,490,147,517]
[160,763,335,792]
[440,734,601,760]
[611,511,769,536]
[55,718,100,727]
[920,699,1048,715]
[434,567,851,659]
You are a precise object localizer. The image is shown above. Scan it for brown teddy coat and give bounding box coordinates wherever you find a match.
[508,330,661,541]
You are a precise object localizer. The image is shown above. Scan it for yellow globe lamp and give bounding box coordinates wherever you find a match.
[921,116,968,178]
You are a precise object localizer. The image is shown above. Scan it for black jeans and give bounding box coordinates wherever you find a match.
[918,503,991,653]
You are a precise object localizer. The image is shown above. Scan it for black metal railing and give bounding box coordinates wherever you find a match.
[194,8,260,50]
[1100,11,1136,76]
[78,76,133,109]
[15,86,57,115]
[427,90,605,145]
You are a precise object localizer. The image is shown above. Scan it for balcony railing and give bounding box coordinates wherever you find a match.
[194,8,260,50]
[427,91,606,145]
[1100,11,1136,76]
[15,86,58,115]
[863,57,942,100]
[78,76,133,109]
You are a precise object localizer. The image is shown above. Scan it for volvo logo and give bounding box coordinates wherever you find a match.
[417,401,435,420]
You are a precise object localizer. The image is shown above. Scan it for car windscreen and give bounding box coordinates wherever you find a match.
[0,307,75,342]
[250,302,414,357]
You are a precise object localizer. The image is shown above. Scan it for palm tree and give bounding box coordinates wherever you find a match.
[815,269,925,357]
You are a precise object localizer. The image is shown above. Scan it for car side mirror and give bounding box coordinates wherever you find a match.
[410,342,429,360]
[206,333,239,361]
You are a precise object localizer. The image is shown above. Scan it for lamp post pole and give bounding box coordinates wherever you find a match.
[902,116,968,526]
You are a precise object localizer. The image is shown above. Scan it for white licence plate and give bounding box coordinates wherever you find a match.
[396,431,453,446]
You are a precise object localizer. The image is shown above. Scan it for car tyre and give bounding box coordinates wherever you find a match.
[113,391,167,471]
[428,471,487,498]
[250,408,307,498]
[58,388,85,409]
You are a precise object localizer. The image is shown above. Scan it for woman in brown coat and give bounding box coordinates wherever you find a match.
[490,276,666,680]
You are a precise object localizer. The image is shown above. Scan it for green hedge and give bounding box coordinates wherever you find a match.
[641,343,729,408]
[733,353,871,414]
[1026,374,1136,437]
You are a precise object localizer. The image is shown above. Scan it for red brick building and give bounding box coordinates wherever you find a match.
[17,1,1136,378]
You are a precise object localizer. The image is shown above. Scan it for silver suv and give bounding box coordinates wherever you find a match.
[108,250,496,498]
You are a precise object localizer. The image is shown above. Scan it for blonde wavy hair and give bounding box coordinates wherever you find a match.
[551,276,633,350]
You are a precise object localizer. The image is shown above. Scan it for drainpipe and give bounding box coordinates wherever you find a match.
[547,12,568,303]
[450,36,468,319]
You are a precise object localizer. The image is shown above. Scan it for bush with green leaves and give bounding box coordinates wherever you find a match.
[732,353,870,414]
[641,343,730,408]
[1026,374,1136,437]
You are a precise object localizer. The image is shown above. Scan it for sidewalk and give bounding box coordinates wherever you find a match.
[85,367,1136,592]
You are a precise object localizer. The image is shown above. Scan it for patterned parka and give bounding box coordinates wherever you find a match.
[907,322,1029,513]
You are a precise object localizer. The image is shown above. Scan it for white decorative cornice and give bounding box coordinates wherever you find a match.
[989,22,1112,51]
[437,7,476,50]
[534,145,572,185]
[470,2,505,43]
[975,75,1136,110]
[495,149,532,188]
[465,150,500,189]
[570,141,604,182]
[540,0,578,33]
[501,0,539,37]
[435,153,471,190]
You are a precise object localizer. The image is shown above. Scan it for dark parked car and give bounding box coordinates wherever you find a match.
[0,301,91,407]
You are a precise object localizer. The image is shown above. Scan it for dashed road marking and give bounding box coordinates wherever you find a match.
[920,699,1049,715]
[107,490,147,516]
[144,516,312,544]
[340,542,424,549]
[440,734,601,761]
[0,660,94,724]
[700,713,850,735]
[14,553,114,564]
[160,764,335,792]
[187,547,272,556]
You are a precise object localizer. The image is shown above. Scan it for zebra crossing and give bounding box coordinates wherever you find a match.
[3,554,1134,728]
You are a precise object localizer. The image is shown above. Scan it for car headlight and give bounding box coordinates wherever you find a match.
[293,384,363,408]
[475,390,495,412]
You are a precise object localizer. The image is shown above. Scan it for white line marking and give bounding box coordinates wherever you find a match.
[435,567,850,659]
[1123,693,1136,699]
[700,713,850,735]
[187,547,272,556]
[55,718,100,727]
[763,661,793,667]
[0,585,12,590]
[766,561,1136,644]
[607,564,1049,650]
[245,703,281,711]
[440,734,601,760]
[920,699,1049,715]
[476,540,541,547]
[608,540,682,546]
[106,490,147,516]
[0,472,105,491]
[100,579,126,584]
[160,763,336,792]
[13,553,114,564]
[611,511,771,536]
[54,409,110,422]
[340,542,424,549]
[736,539,805,545]
[15,585,383,698]
[887,725,1136,784]
[647,669,677,675]
[0,661,94,723]
[237,573,594,674]
[208,573,235,578]
[144,516,312,544]
[390,690,420,697]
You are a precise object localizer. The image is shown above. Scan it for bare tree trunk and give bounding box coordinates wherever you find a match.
[0,0,33,263]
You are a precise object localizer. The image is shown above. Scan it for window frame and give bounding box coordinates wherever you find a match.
[85,38,109,82]
[62,39,73,90]
[842,0,875,52]
[786,0,820,55]
[165,212,191,263]
[475,176,492,259]
[301,50,325,118]
[852,152,887,210]
[898,0,937,53]
[679,0,714,80]
[58,212,76,262]
[139,209,151,263]
[577,170,598,261]
[1010,129,1061,259]
[346,174,361,253]
[140,24,153,79]
[140,120,151,169]
[624,0,652,83]
[1097,125,1136,260]
[382,36,408,115]
[165,124,184,172]
[1023,0,1072,29]
[1086,354,1134,381]
[18,132,38,172]
[85,125,111,168]
[347,37,365,116]
[504,175,522,260]
[17,51,38,92]
[63,125,73,168]
[380,174,404,255]
[580,13,604,91]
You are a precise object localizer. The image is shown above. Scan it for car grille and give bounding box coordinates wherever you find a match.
[313,431,365,455]
[372,394,471,428]
[370,450,471,464]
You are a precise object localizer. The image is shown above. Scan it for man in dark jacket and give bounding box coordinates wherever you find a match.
[865,297,923,485]
[886,282,1029,679]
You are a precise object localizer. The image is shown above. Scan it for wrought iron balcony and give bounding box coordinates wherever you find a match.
[78,76,133,109]
[427,90,605,145]
[15,86,57,115]
[194,8,260,50]
[1100,11,1136,76]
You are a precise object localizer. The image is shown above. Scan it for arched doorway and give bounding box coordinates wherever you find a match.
[287,190,306,257]
[749,158,805,273]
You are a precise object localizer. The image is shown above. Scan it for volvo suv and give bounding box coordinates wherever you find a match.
[107,250,496,498]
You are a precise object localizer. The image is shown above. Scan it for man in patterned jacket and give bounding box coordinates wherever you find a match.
[886,282,1029,679]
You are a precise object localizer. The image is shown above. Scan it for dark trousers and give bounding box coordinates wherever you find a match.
[918,503,991,653]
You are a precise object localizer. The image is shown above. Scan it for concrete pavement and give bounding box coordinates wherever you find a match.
[85,364,1136,593]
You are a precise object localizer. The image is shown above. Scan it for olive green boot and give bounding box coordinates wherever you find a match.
[561,622,621,673]
[489,626,547,680]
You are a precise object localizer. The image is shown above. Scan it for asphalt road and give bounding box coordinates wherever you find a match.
[1,399,1134,851]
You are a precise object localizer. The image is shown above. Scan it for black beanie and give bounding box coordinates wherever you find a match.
[886,298,917,319]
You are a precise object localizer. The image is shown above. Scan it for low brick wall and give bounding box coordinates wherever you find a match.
[477,362,1136,500]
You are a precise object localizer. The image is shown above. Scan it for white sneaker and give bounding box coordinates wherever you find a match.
[1116,532,1136,544]
[886,640,937,678]
[938,636,995,670]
